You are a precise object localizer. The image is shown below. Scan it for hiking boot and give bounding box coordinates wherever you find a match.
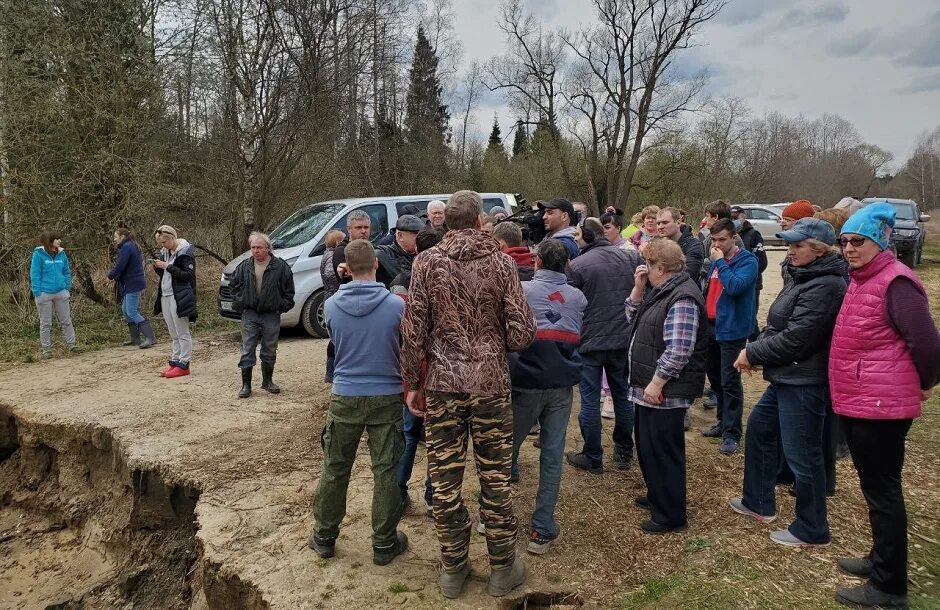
[138,319,156,349]
[487,555,526,597]
[527,527,561,555]
[729,497,777,524]
[770,529,830,548]
[308,532,335,558]
[439,563,471,599]
[836,582,908,609]
[702,423,722,438]
[640,519,687,534]
[566,451,603,474]
[634,495,651,509]
[124,322,141,346]
[719,438,739,455]
[510,469,520,483]
[837,556,873,578]
[611,451,632,471]
[261,363,280,393]
[373,531,408,566]
[238,368,252,398]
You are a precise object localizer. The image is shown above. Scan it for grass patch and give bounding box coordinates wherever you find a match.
[388,582,410,594]
[684,537,712,554]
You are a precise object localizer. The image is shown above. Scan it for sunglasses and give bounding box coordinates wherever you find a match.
[838,236,866,248]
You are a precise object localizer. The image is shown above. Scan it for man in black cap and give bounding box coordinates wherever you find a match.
[376,215,424,287]
[540,198,580,260]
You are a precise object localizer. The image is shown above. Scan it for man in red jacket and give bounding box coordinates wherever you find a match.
[493,222,534,281]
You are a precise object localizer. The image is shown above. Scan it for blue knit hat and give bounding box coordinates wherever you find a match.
[841,202,895,251]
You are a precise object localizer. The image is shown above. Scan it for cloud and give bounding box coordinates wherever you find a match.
[779,3,849,28]
[895,72,940,94]
[897,37,940,68]
[824,29,876,57]
[716,0,784,25]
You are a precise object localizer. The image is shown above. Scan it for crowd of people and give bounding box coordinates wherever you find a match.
[27,190,939,608]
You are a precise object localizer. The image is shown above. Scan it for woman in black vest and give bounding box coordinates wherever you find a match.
[625,239,708,534]
[729,218,847,548]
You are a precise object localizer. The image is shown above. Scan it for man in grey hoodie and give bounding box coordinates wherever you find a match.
[308,239,409,567]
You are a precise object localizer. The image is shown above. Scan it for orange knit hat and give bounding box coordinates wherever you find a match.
[782,199,815,220]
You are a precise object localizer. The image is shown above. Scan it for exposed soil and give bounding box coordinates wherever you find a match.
[1,251,937,609]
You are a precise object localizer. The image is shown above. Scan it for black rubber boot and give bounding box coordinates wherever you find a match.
[239,368,252,398]
[261,363,280,394]
[138,319,156,349]
[123,322,141,346]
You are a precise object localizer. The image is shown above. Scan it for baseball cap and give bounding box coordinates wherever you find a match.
[395,215,425,232]
[538,198,576,225]
[775,217,836,245]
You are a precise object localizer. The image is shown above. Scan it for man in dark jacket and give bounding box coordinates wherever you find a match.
[509,239,586,554]
[375,215,422,287]
[731,206,768,339]
[565,219,642,473]
[658,207,705,280]
[231,232,295,397]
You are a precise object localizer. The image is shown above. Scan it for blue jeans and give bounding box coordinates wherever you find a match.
[511,387,572,537]
[742,383,830,543]
[396,407,432,506]
[578,349,634,467]
[122,290,146,324]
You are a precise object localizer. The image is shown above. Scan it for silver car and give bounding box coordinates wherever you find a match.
[218,193,520,338]
[735,204,787,245]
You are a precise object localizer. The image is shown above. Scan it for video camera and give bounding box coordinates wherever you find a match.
[497,203,548,244]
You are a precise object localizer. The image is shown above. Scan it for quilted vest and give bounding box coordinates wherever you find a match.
[829,250,923,420]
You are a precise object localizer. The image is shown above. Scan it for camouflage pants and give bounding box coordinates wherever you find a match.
[425,391,517,572]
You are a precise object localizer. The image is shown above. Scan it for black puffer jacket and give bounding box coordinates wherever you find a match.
[231,255,295,314]
[738,221,768,290]
[154,241,198,321]
[375,241,415,288]
[677,227,705,281]
[746,253,848,385]
[566,238,641,353]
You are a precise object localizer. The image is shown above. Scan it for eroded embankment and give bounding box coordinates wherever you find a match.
[0,403,218,609]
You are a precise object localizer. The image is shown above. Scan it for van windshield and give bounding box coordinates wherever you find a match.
[270,203,347,249]
[890,203,916,221]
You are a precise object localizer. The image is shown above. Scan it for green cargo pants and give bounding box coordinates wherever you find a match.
[313,393,405,549]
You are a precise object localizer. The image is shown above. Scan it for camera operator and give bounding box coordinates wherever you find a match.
[540,198,580,260]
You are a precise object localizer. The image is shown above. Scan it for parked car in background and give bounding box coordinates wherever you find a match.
[218,193,521,337]
[861,198,929,267]
[735,204,786,245]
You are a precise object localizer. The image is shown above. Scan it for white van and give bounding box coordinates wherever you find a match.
[218,193,521,337]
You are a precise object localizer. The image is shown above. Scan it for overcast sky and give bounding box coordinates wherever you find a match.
[451,0,940,168]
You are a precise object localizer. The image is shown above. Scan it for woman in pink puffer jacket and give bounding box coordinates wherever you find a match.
[828,202,940,610]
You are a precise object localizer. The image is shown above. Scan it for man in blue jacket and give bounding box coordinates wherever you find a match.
[509,239,587,555]
[701,218,758,455]
[309,239,409,567]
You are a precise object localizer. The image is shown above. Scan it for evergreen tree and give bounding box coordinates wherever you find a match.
[512,120,529,157]
[487,115,503,152]
[403,25,450,189]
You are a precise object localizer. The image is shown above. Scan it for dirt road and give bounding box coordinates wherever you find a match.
[3,249,886,610]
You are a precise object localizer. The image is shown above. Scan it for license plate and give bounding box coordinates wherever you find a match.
[220,301,234,312]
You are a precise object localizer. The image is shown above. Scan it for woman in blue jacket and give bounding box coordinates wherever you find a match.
[29,231,76,357]
[108,228,155,348]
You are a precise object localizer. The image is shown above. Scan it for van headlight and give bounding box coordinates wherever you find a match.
[893,228,917,238]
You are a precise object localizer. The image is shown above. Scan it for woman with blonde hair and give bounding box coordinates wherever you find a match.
[629,206,661,250]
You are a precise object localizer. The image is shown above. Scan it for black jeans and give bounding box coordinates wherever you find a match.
[842,416,913,595]
[635,405,687,527]
[238,309,281,369]
[705,324,746,441]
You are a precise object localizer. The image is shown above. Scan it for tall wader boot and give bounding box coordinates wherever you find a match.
[138,319,156,349]
[261,363,280,394]
[239,368,252,398]
[124,322,141,346]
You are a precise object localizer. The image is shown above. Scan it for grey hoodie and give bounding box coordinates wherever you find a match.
[324,280,405,397]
